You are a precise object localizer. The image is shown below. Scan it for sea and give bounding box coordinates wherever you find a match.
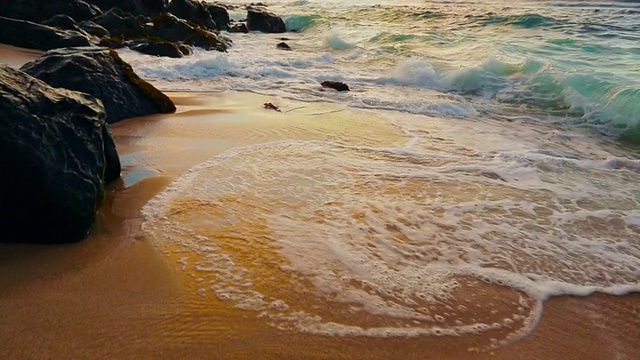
[120,0,640,349]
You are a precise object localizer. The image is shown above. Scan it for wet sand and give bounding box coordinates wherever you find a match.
[0,47,638,359]
[0,44,42,68]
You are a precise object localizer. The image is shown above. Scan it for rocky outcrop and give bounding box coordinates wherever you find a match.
[0,16,92,51]
[1,0,101,23]
[0,64,120,244]
[92,8,148,39]
[206,4,230,31]
[41,15,83,32]
[78,20,111,38]
[90,10,229,53]
[246,9,286,33]
[84,0,167,16]
[168,0,217,31]
[21,47,175,124]
[146,13,230,51]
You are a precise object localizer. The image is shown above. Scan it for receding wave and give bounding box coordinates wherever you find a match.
[142,138,640,344]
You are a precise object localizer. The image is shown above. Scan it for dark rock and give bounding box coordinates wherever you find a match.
[101,125,121,184]
[246,9,286,33]
[185,32,229,52]
[146,13,230,51]
[168,0,217,31]
[41,15,81,32]
[99,36,125,48]
[136,14,152,24]
[0,16,92,51]
[263,102,281,112]
[206,4,230,31]
[84,0,167,16]
[0,64,120,244]
[178,44,192,56]
[92,8,147,39]
[138,0,168,15]
[129,40,184,58]
[78,20,111,38]
[1,0,101,23]
[21,47,175,124]
[247,3,267,9]
[229,22,249,34]
[146,13,194,42]
[321,81,350,92]
[277,42,292,51]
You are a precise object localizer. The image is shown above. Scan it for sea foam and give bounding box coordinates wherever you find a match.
[142,135,640,344]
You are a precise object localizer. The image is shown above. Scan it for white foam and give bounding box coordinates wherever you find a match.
[325,32,355,50]
[378,59,439,88]
[142,139,640,342]
[603,156,640,173]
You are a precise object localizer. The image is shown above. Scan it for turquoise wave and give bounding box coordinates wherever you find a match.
[469,13,566,28]
[378,57,639,142]
[283,15,319,32]
[447,59,640,141]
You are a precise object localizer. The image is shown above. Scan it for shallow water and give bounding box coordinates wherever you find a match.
[140,95,640,349]
[128,0,640,352]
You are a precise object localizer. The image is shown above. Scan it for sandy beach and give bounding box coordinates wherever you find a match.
[1,46,638,360]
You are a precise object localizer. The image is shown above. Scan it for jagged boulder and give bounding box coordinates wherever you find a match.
[0,64,121,244]
[1,0,101,23]
[206,4,230,31]
[246,9,286,33]
[41,15,82,32]
[146,13,230,51]
[0,16,92,51]
[78,20,111,38]
[21,47,175,124]
[91,8,147,39]
[168,0,217,31]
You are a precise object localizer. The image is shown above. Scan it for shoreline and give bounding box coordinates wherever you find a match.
[1,47,638,359]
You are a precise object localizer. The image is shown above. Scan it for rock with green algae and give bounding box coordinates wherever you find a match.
[0,64,120,244]
[21,47,175,124]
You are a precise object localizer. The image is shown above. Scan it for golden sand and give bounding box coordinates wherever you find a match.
[0,44,637,359]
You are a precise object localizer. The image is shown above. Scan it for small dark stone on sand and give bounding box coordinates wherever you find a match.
[321,81,350,92]
[263,102,281,112]
[277,41,292,51]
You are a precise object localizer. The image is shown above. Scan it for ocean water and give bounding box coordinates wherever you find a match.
[132,0,640,349]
